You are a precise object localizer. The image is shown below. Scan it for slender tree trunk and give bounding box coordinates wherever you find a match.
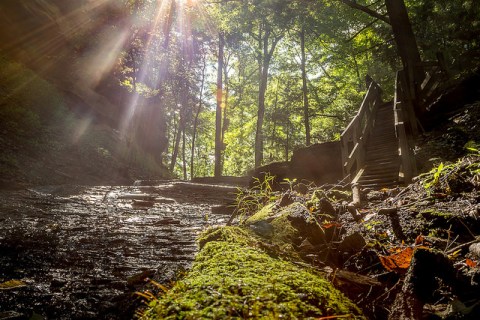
[214,32,224,177]
[221,61,229,153]
[255,27,263,168]
[300,27,311,146]
[190,53,206,179]
[285,121,290,162]
[255,58,268,167]
[255,27,281,168]
[169,114,183,173]
[269,80,280,153]
[182,127,187,180]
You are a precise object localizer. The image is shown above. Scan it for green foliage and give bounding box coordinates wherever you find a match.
[423,162,445,193]
[281,178,297,191]
[420,155,480,195]
[233,173,277,223]
[465,141,480,154]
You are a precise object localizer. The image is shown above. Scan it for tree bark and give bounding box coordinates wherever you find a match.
[169,113,183,173]
[300,27,311,146]
[384,0,424,90]
[190,52,206,179]
[182,126,187,180]
[214,32,224,177]
[254,26,281,168]
[221,56,229,162]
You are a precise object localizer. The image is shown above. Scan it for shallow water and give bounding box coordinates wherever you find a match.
[0,182,236,319]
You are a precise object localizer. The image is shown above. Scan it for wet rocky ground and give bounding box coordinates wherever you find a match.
[0,181,237,319]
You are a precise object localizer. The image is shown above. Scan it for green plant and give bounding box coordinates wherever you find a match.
[422,162,445,194]
[281,178,297,192]
[465,141,480,154]
[233,173,278,223]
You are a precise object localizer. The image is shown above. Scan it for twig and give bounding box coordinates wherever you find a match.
[446,238,480,255]
[392,184,413,202]
[373,278,403,304]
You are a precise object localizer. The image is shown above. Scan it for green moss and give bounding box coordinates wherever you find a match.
[197,226,257,249]
[142,241,364,319]
[245,203,312,252]
[141,201,364,319]
[244,203,276,224]
[420,209,454,219]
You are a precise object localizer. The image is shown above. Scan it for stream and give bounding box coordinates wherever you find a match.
[0,181,237,319]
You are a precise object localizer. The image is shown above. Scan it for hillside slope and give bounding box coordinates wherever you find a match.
[0,56,168,188]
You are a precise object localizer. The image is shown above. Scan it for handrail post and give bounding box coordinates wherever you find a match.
[394,71,417,184]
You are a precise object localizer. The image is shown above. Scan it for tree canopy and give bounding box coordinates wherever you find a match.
[3,0,478,178]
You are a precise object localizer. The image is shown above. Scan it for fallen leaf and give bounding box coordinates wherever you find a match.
[379,247,414,273]
[322,222,341,229]
[466,258,477,268]
[415,235,425,245]
[0,280,27,290]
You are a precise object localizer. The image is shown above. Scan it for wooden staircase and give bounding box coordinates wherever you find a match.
[340,57,449,191]
[356,103,399,188]
[340,81,402,190]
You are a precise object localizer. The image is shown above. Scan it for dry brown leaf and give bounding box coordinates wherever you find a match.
[466,258,478,268]
[379,247,414,273]
[415,235,425,245]
[322,222,341,229]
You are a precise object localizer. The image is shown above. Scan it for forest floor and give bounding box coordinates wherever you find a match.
[137,102,480,319]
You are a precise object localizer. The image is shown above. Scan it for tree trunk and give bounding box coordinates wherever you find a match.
[385,0,424,101]
[182,126,187,180]
[169,113,183,173]
[214,32,224,177]
[254,27,281,168]
[190,53,206,179]
[300,27,311,146]
[221,57,230,172]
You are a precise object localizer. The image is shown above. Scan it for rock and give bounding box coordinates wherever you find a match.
[293,183,309,195]
[131,200,155,209]
[287,203,326,245]
[248,221,274,238]
[367,190,385,201]
[278,192,295,207]
[469,242,480,258]
[0,311,24,320]
[339,232,366,253]
[316,197,336,217]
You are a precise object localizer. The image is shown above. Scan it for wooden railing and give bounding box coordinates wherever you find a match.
[394,55,448,183]
[418,53,449,108]
[340,81,383,180]
[394,71,416,183]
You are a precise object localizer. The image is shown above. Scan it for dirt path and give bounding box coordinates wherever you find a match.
[0,181,237,319]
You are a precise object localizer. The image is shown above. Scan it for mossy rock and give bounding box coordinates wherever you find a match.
[197,226,257,249]
[141,240,365,319]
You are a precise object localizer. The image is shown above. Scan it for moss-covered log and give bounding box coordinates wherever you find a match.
[141,225,364,319]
